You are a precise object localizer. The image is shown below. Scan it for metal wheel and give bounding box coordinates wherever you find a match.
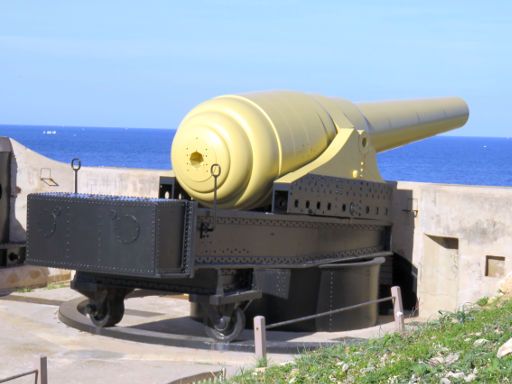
[86,297,125,328]
[204,307,246,342]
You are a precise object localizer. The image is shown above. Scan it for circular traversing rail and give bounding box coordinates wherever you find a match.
[58,295,349,354]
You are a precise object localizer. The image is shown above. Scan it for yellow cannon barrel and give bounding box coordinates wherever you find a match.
[171,91,469,209]
[357,98,469,152]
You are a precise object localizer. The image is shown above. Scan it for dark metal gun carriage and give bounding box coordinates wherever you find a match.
[25,91,469,341]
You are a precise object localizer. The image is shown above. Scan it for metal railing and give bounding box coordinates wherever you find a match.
[254,286,405,362]
[0,369,38,384]
[0,356,48,384]
[266,296,394,330]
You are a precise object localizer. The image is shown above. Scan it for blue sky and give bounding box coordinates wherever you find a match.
[0,1,510,137]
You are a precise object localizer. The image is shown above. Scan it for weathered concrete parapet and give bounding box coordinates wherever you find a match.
[0,266,71,293]
[392,181,512,318]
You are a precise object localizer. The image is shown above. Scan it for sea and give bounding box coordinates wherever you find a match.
[1,124,512,187]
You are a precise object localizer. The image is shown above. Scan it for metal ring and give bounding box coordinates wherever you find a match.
[71,158,82,171]
[210,163,221,178]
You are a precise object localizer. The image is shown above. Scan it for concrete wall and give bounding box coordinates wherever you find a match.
[392,181,512,318]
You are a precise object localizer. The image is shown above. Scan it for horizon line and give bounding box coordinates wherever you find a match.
[1,123,510,139]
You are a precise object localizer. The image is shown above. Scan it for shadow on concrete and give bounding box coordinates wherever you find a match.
[380,183,418,313]
[128,315,361,344]
[60,297,363,353]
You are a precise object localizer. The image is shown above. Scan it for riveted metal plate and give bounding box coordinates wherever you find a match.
[26,191,391,279]
[194,208,390,268]
[272,175,393,221]
[26,193,195,277]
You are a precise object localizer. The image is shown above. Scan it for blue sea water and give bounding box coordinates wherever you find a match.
[1,124,512,187]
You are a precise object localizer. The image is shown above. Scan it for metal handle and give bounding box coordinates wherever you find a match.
[71,158,81,193]
[210,163,221,231]
[199,163,222,237]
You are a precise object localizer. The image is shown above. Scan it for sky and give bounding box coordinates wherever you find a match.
[0,1,510,137]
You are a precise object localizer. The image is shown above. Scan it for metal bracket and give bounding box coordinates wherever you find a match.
[0,243,26,267]
[200,163,221,238]
[402,197,418,217]
[159,176,190,200]
[39,168,59,187]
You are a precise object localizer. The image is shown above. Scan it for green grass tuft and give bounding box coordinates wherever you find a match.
[45,282,68,290]
[15,287,33,293]
[476,296,489,307]
[256,357,268,368]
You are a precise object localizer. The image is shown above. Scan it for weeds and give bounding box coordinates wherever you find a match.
[255,357,268,368]
[229,298,512,383]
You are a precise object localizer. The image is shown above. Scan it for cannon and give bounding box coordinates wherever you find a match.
[25,91,468,341]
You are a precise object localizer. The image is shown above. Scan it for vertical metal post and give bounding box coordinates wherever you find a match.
[391,286,405,333]
[254,316,267,363]
[209,163,221,231]
[71,158,81,194]
[39,356,48,384]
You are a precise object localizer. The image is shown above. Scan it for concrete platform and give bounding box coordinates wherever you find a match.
[0,287,398,383]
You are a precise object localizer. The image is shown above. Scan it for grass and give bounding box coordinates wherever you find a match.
[230,298,512,383]
[256,357,268,369]
[15,281,68,293]
[15,287,34,293]
[45,281,68,290]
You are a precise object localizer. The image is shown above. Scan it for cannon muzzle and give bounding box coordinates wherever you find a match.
[171,91,468,209]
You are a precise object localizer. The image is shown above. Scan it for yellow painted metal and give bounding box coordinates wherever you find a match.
[171,91,468,209]
[357,98,469,152]
[275,128,383,185]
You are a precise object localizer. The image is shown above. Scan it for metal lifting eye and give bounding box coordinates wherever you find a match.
[71,158,82,171]
[210,163,221,178]
[70,158,82,193]
[208,163,222,234]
